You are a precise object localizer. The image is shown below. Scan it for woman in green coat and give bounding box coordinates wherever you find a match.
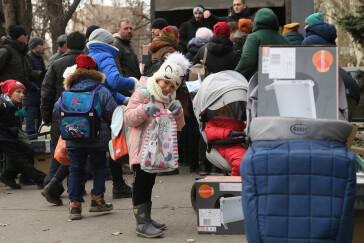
[234,8,290,81]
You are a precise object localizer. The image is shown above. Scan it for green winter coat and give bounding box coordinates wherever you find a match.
[234,8,290,81]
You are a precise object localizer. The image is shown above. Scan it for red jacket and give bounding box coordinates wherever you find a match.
[205,118,246,176]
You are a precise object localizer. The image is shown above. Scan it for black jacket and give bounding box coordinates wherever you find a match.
[0,94,19,142]
[23,51,46,106]
[41,49,83,124]
[205,7,252,27]
[113,36,141,79]
[178,17,211,54]
[0,37,42,89]
[193,35,240,73]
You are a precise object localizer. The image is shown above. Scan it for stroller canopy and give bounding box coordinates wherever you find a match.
[193,70,249,121]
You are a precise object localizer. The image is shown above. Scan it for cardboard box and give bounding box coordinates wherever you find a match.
[34,153,52,174]
[196,176,244,235]
[30,139,51,153]
[258,46,338,119]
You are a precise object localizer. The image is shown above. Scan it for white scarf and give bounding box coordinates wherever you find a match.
[146,77,176,103]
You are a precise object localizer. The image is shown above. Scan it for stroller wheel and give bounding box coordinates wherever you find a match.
[190,182,197,213]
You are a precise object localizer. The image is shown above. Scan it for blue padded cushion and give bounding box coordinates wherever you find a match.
[241,140,356,243]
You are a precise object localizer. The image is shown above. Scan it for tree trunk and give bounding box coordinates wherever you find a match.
[1,0,32,35]
[46,0,82,53]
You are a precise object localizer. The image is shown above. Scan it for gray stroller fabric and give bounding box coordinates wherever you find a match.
[250,116,353,143]
[193,70,249,132]
[193,70,249,171]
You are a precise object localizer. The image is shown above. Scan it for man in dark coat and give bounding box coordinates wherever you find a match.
[41,31,85,186]
[24,37,46,135]
[178,5,211,54]
[0,25,43,89]
[203,0,252,26]
[114,18,141,79]
[48,34,67,68]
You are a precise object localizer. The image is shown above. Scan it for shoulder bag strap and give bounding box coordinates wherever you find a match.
[201,47,208,65]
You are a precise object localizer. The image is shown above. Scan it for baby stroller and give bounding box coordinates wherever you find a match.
[241,73,356,242]
[190,70,249,211]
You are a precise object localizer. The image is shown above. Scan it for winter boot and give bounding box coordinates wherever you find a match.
[69,201,82,220]
[41,177,63,205]
[134,203,163,238]
[146,201,166,230]
[112,179,132,199]
[89,193,113,212]
[0,174,21,189]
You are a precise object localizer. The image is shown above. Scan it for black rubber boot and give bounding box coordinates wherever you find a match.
[134,203,163,238]
[109,160,132,199]
[41,177,63,205]
[146,201,166,230]
[0,174,21,189]
[41,164,69,205]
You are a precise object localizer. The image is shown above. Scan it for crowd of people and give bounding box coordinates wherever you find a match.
[0,0,360,239]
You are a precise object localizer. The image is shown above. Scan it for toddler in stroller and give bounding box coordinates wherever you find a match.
[193,70,249,174]
[204,104,247,176]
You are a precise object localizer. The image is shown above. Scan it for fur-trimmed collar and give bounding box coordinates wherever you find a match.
[63,68,106,89]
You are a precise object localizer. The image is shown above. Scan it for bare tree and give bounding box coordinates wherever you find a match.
[44,0,82,53]
[1,0,32,36]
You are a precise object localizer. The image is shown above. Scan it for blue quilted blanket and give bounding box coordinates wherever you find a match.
[241,139,356,243]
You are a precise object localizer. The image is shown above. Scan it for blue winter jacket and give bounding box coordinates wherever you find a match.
[53,70,117,150]
[302,23,337,45]
[23,51,46,106]
[88,41,135,105]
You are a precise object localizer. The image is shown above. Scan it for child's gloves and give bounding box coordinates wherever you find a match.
[167,94,182,115]
[143,95,160,116]
[15,109,27,118]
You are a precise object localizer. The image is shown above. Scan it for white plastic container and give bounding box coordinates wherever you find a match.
[265,79,317,118]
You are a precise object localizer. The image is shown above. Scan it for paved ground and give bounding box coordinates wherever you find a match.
[0,165,247,243]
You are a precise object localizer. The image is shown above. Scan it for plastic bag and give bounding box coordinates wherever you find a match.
[140,109,178,173]
[54,136,70,165]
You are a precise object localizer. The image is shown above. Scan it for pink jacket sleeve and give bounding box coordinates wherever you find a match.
[172,109,185,131]
[124,90,149,128]
[205,120,232,141]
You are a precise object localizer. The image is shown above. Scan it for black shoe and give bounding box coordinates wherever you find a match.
[112,180,132,199]
[19,175,37,185]
[211,166,222,175]
[197,164,211,176]
[0,175,21,189]
[157,168,179,176]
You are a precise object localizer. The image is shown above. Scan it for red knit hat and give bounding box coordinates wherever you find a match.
[238,18,253,33]
[159,26,178,43]
[213,22,231,38]
[0,79,26,96]
[76,54,97,70]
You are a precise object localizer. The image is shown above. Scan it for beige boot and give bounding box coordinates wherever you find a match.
[89,193,113,212]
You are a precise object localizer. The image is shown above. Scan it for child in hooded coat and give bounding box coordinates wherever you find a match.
[53,55,117,220]
[204,105,247,176]
[124,52,190,238]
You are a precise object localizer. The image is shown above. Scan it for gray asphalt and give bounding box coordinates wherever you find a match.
[0,165,247,243]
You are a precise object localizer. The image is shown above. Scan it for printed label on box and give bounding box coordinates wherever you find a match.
[197,226,217,232]
[199,209,221,226]
[268,48,296,79]
[220,183,242,192]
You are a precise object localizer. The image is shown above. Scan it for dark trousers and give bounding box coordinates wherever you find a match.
[68,148,107,202]
[132,164,157,206]
[0,140,44,183]
[23,105,42,135]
